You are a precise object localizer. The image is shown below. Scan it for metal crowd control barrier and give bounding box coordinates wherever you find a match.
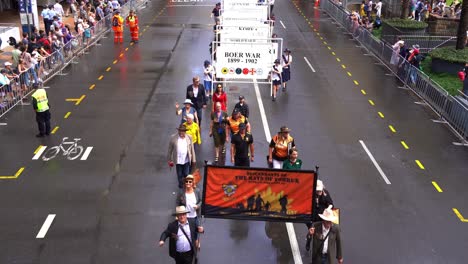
[320,0,468,145]
[0,0,146,119]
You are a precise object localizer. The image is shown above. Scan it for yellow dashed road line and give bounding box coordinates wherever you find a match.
[0,167,25,179]
[432,181,443,192]
[341,64,346,69]
[453,208,468,222]
[113,60,118,64]
[51,126,59,134]
[361,89,366,95]
[347,72,352,76]
[368,100,375,106]
[89,84,96,90]
[34,145,43,154]
[400,141,409,149]
[415,160,425,170]
[106,67,111,72]
[98,75,104,80]
[353,80,359,85]
[378,112,385,118]
[389,125,396,133]
[64,112,71,119]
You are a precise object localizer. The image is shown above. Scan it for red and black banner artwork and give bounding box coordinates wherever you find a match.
[201,166,317,223]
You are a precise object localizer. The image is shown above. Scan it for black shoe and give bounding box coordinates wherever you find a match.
[36,133,45,138]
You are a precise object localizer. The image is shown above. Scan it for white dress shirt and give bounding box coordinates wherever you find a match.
[322,224,330,254]
[176,136,189,165]
[185,192,197,218]
[176,222,192,253]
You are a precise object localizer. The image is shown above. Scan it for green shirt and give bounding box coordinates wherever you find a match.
[282,159,302,170]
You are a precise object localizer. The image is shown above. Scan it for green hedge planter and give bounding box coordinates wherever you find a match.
[381,19,428,44]
[430,47,468,75]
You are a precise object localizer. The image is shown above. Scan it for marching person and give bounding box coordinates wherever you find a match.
[312,180,334,223]
[183,114,201,147]
[230,123,254,167]
[281,48,292,92]
[159,206,204,264]
[176,175,202,225]
[31,84,51,137]
[112,10,124,44]
[175,99,199,125]
[186,76,207,126]
[212,83,227,112]
[268,126,295,169]
[282,148,302,170]
[203,60,214,98]
[210,102,228,162]
[234,95,249,118]
[125,10,139,43]
[271,59,282,101]
[308,205,343,264]
[226,108,250,140]
[167,124,196,188]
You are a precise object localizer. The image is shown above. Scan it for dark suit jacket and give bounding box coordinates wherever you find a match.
[186,84,207,110]
[311,221,342,264]
[160,220,199,259]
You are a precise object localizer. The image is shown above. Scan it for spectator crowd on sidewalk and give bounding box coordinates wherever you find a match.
[1,0,132,109]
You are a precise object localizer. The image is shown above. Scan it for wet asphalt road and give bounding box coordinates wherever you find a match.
[1,0,468,263]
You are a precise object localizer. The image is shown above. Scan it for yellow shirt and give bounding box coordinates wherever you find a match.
[184,122,201,145]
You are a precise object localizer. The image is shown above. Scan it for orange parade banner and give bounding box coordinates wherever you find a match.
[201,165,317,223]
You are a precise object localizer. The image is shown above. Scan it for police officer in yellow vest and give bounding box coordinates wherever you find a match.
[31,85,51,137]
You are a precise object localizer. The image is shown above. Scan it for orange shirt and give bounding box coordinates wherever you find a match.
[227,115,247,134]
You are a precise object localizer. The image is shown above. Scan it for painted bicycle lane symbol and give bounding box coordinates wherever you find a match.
[32,137,93,161]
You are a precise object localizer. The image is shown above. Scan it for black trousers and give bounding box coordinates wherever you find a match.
[235,157,250,167]
[36,110,51,135]
[175,250,193,264]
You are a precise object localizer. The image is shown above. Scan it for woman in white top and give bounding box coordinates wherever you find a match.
[281,48,292,92]
[176,175,202,225]
[203,60,215,98]
[271,59,282,102]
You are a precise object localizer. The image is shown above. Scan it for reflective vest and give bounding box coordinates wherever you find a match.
[127,15,137,28]
[228,115,247,134]
[272,134,294,159]
[32,88,49,112]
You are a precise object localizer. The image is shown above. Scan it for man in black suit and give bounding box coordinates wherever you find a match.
[186,76,207,126]
[159,206,204,264]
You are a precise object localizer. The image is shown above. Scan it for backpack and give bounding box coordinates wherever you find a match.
[112,16,119,27]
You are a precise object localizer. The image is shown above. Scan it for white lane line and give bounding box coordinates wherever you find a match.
[36,214,56,239]
[0,123,7,125]
[280,20,286,29]
[32,146,47,160]
[80,147,94,160]
[303,57,316,73]
[253,79,272,142]
[359,140,391,184]
[253,79,303,264]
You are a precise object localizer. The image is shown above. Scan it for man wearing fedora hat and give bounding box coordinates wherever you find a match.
[168,125,196,188]
[159,206,203,264]
[309,205,343,264]
[269,126,295,169]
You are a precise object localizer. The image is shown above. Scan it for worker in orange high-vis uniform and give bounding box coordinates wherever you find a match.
[112,10,124,43]
[125,10,139,43]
